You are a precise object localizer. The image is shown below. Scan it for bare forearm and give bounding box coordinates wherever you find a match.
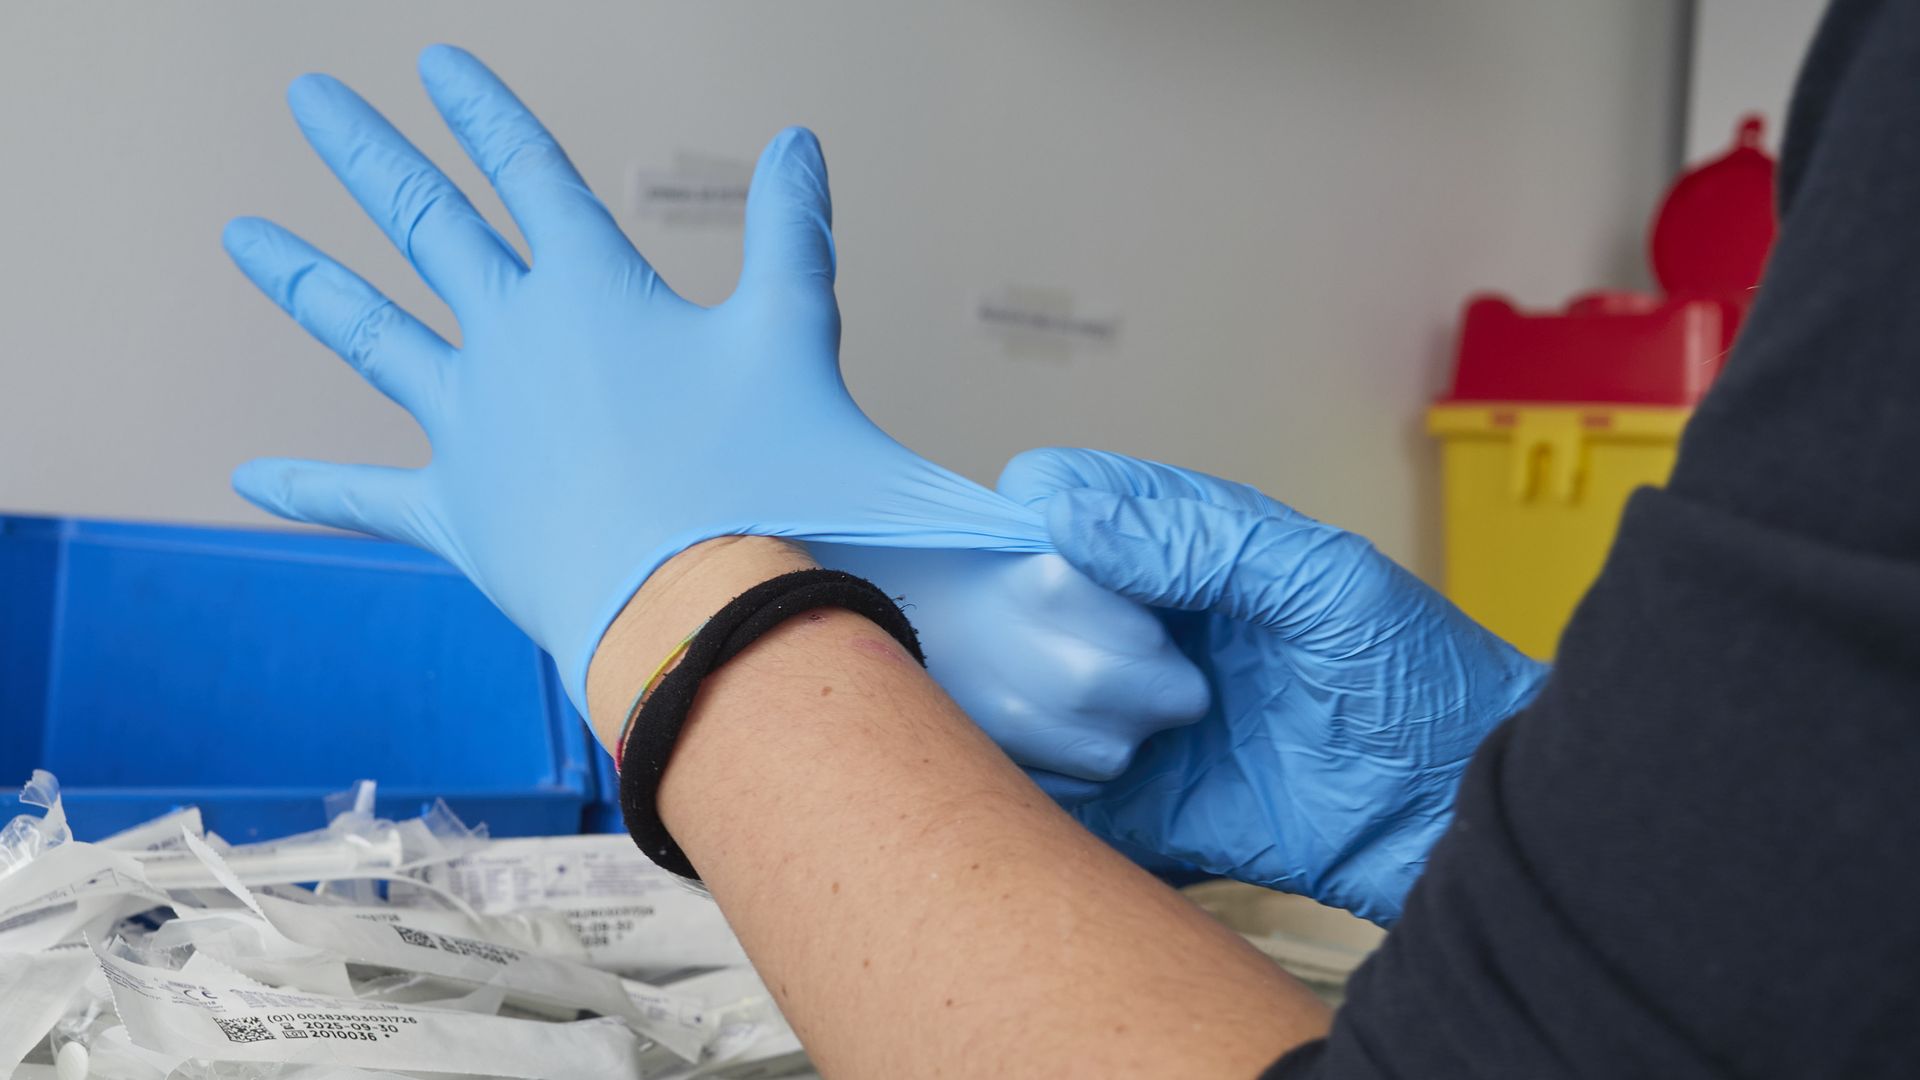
[588,538,1328,1077]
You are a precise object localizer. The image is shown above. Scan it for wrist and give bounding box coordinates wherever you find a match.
[585,536,817,746]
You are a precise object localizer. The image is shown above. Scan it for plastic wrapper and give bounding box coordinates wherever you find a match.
[97,807,205,853]
[148,912,359,999]
[0,946,96,1074]
[401,835,748,972]
[176,830,713,1062]
[650,969,808,1080]
[129,786,486,897]
[167,1065,423,1080]
[97,942,648,1080]
[0,772,807,1078]
[0,841,168,954]
[0,771,72,884]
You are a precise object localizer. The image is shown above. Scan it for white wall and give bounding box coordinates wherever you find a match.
[0,1,1688,575]
[1687,0,1826,161]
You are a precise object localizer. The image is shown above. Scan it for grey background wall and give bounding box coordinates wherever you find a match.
[0,1,1696,576]
[1687,0,1826,160]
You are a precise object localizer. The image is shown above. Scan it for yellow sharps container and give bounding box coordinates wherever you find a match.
[1427,118,1779,656]
[1428,398,1692,658]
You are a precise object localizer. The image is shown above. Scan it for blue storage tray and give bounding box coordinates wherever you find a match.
[586,743,624,835]
[0,514,592,841]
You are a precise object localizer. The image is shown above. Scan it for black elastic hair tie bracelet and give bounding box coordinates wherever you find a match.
[617,568,926,880]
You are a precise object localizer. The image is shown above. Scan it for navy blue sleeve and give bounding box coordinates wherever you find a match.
[1269,1,1920,1075]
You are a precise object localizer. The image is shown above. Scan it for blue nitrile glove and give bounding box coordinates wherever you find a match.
[224,46,1046,714]
[998,449,1551,925]
[810,545,1209,802]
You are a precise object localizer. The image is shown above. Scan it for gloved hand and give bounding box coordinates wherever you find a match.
[998,449,1550,925]
[225,46,1045,714]
[810,545,1209,801]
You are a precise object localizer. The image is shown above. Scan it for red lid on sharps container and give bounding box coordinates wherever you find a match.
[1648,115,1777,298]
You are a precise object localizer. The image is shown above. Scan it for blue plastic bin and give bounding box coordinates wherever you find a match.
[586,743,624,835]
[0,514,592,841]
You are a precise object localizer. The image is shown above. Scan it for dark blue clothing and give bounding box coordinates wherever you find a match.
[1270,1,1920,1075]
